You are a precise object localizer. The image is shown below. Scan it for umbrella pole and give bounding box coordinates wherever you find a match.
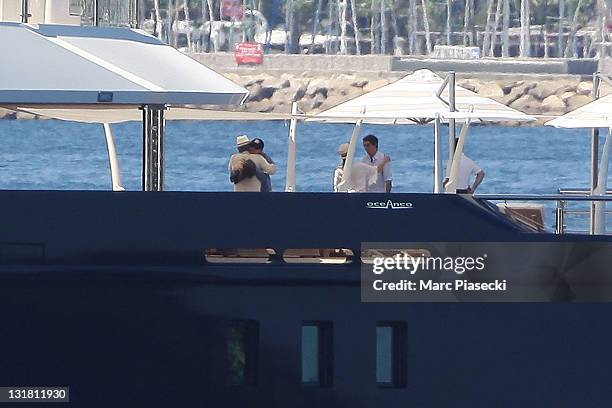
[445,117,472,193]
[593,128,611,234]
[103,123,125,192]
[339,117,364,192]
[142,105,166,191]
[590,73,601,234]
[448,72,457,169]
[434,114,443,193]
[285,102,299,192]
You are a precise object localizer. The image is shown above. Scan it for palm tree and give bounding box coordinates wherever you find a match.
[310,0,323,53]
[502,0,509,56]
[285,0,294,54]
[519,0,530,57]
[482,0,494,56]
[184,0,192,50]
[421,0,432,54]
[463,0,472,46]
[338,0,348,54]
[565,0,583,57]
[349,0,361,55]
[489,0,503,56]
[153,0,163,39]
[371,0,378,54]
[446,0,452,45]
[558,0,565,56]
[380,0,387,54]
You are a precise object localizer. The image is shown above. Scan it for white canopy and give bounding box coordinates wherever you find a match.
[0,22,247,106]
[4,105,293,123]
[309,69,534,124]
[545,94,612,128]
[545,90,612,235]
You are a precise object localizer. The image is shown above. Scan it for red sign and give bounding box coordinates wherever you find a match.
[235,42,264,65]
[222,0,244,19]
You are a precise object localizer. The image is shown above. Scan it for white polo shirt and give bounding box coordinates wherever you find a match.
[361,151,392,192]
[446,153,482,190]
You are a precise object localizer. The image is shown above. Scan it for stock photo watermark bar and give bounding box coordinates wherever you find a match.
[361,242,612,302]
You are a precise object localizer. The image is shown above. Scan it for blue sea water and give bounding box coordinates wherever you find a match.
[0,119,610,230]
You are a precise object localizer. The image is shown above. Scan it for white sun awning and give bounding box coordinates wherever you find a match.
[309,69,534,124]
[3,105,294,123]
[545,94,612,128]
[0,22,247,106]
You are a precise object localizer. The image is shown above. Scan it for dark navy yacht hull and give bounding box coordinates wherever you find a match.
[0,191,611,407]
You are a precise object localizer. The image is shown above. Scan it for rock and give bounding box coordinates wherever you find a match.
[363,79,388,93]
[541,95,566,112]
[291,83,308,102]
[333,73,357,82]
[15,111,36,120]
[305,93,327,111]
[510,94,540,114]
[244,77,264,87]
[458,79,481,93]
[269,88,293,107]
[500,82,536,105]
[246,84,277,102]
[554,84,577,96]
[560,91,575,102]
[306,81,328,98]
[351,80,368,88]
[478,82,504,99]
[0,108,16,119]
[528,82,559,100]
[265,78,290,89]
[246,99,274,113]
[566,94,592,110]
[576,81,593,96]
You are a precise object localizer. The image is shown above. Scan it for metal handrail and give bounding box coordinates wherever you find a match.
[558,188,612,195]
[475,193,612,235]
[476,194,612,202]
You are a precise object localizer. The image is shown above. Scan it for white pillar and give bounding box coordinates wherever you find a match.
[593,128,612,234]
[285,102,299,192]
[337,114,365,192]
[445,117,472,193]
[434,114,443,193]
[103,123,125,191]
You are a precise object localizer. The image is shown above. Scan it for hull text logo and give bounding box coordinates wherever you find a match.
[366,200,414,210]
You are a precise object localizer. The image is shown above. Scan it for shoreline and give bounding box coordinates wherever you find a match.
[2,71,608,125]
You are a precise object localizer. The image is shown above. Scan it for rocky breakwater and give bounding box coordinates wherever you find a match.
[0,73,606,125]
[226,73,604,125]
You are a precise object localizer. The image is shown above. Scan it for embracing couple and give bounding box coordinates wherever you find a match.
[228,135,276,192]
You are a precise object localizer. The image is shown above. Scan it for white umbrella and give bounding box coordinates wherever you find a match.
[306,69,534,193]
[0,22,249,191]
[546,92,612,234]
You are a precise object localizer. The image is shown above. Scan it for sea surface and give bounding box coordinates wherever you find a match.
[1,119,610,231]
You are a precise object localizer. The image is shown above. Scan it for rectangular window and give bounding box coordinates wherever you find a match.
[227,320,258,385]
[301,321,333,387]
[376,322,407,387]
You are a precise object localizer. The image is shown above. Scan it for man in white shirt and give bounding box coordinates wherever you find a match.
[334,142,391,192]
[443,150,486,194]
[361,134,392,192]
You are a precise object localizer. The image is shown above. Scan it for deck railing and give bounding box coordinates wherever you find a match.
[476,191,612,235]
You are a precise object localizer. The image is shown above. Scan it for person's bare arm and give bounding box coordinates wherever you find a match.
[469,170,485,193]
[254,155,276,175]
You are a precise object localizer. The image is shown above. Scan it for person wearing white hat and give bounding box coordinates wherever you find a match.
[228,135,276,192]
